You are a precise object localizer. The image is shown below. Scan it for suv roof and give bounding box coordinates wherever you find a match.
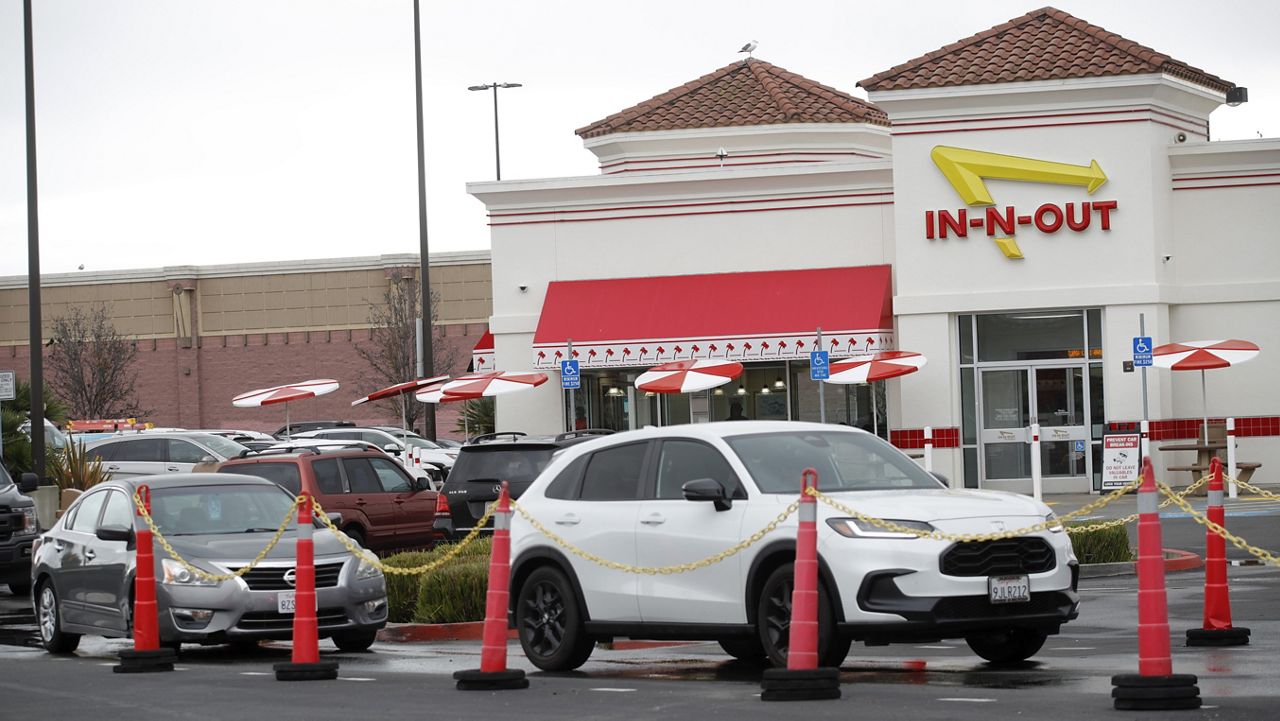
[465,429,615,447]
[272,420,355,437]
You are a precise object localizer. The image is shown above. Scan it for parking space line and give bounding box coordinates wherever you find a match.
[915,645,954,649]
[239,671,273,676]
[591,688,636,692]
[937,698,996,703]
[341,677,376,682]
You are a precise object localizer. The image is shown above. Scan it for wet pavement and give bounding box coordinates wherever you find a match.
[2,565,1278,719]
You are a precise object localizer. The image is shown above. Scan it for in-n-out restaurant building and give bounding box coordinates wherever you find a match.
[468,7,1279,494]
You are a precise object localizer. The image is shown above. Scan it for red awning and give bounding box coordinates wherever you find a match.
[470,330,494,372]
[531,266,894,369]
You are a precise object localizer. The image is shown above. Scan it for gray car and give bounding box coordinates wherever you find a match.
[30,473,387,653]
[84,432,251,479]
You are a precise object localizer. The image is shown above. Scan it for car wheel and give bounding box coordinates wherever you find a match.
[343,526,366,548]
[332,629,378,652]
[516,566,593,672]
[718,637,767,663]
[37,581,81,654]
[965,629,1048,664]
[757,563,850,669]
[8,582,31,597]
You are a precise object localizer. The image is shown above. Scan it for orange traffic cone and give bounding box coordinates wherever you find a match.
[115,485,176,673]
[1186,458,1250,646]
[275,492,339,681]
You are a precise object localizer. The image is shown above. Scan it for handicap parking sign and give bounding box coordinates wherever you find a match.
[1132,337,1152,367]
[810,351,830,380]
[560,359,581,390]
[1073,440,1086,453]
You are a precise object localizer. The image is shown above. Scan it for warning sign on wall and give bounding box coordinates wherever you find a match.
[1102,432,1141,490]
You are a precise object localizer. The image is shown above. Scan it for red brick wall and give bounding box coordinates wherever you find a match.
[1,322,486,441]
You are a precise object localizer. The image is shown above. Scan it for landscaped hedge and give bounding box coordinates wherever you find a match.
[382,538,493,623]
[1067,523,1133,564]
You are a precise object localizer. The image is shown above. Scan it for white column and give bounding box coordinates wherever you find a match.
[1227,417,1238,500]
[1030,422,1042,501]
[1140,419,1150,463]
[923,426,934,473]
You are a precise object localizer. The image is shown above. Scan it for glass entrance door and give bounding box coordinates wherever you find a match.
[979,365,1091,488]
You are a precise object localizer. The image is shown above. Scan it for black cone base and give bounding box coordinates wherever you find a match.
[760,667,841,701]
[1186,627,1250,647]
[1112,673,1200,710]
[114,648,176,674]
[454,668,529,690]
[274,660,339,681]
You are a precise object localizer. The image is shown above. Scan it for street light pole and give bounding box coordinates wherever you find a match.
[467,82,521,181]
[24,0,47,482]
[412,0,436,440]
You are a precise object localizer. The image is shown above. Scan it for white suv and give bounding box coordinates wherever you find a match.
[294,427,457,476]
[507,422,1078,671]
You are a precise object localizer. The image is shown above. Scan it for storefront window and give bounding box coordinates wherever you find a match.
[712,363,788,422]
[976,311,1085,362]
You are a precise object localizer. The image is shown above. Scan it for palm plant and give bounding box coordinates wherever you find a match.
[46,436,111,491]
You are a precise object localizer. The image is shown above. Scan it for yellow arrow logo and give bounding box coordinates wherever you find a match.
[931,146,1107,205]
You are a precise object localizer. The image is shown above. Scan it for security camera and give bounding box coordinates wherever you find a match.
[518,284,528,292]
[1162,254,1172,262]
[1175,132,1187,143]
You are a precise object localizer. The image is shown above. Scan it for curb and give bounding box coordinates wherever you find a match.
[1079,548,1202,578]
[377,622,516,643]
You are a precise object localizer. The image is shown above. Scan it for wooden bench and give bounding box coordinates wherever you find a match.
[1167,462,1261,485]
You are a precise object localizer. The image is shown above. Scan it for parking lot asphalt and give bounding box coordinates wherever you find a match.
[3,565,1279,720]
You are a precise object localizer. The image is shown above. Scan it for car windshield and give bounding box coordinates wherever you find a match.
[150,484,297,535]
[725,431,944,493]
[189,434,250,459]
[400,435,442,450]
[452,447,554,485]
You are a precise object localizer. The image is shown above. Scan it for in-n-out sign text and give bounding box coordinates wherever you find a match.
[927,145,1118,259]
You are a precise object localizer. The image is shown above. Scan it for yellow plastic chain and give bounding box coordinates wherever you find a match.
[1156,482,1280,566]
[310,496,496,576]
[1064,475,1210,534]
[509,498,801,575]
[807,478,1143,543]
[133,490,300,583]
[1228,475,1280,502]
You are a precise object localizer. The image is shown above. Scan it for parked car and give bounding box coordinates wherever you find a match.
[506,421,1078,672]
[30,473,388,653]
[293,427,457,477]
[1,464,40,595]
[435,430,613,540]
[434,439,463,449]
[84,432,249,478]
[218,446,438,551]
[272,420,355,439]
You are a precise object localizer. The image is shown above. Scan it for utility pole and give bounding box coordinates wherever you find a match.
[412,0,436,440]
[24,0,47,481]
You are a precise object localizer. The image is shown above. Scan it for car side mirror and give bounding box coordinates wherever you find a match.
[682,478,732,512]
[96,525,134,544]
[325,512,343,525]
[200,456,217,465]
[383,444,401,455]
[19,472,39,493]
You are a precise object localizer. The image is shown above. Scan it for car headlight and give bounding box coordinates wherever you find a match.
[161,558,219,586]
[16,507,38,536]
[1046,512,1064,533]
[826,517,935,539]
[355,555,383,580]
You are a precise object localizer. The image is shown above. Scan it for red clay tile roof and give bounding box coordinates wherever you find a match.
[576,58,888,138]
[858,6,1233,94]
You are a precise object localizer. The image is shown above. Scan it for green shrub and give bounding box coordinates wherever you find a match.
[413,559,490,624]
[1067,523,1133,564]
[381,538,494,623]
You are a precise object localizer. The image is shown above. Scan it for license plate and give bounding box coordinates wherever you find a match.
[988,574,1030,604]
[278,591,295,614]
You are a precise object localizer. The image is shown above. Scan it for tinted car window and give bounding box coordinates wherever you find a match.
[223,463,303,495]
[726,431,943,493]
[193,434,250,459]
[168,440,208,464]
[360,432,392,446]
[370,457,412,492]
[86,443,117,463]
[150,484,296,535]
[655,440,743,500]
[323,431,363,442]
[99,490,134,530]
[343,458,383,493]
[580,443,647,501]
[313,459,344,494]
[69,491,109,533]
[114,438,166,462]
[545,456,587,500]
[452,448,553,485]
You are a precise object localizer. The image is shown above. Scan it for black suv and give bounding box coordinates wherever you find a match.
[434,430,613,540]
[1,464,40,596]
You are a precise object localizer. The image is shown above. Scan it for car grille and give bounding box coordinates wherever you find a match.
[933,592,1071,620]
[231,562,344,591]
[236,608,349,632]
[939,538,1056,577]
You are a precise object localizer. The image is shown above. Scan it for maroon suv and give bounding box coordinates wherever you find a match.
[218,446,438,551]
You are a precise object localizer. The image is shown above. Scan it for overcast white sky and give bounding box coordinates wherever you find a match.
[1,0,1277,276]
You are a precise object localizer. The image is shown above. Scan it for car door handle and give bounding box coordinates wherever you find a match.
[107,466,120,472]
[555,514,581,526]
[354,498,367,506]
[53,541,65,552]
[640,514,666,526]
[166,466,180,472]
[393,498,405,505]
[84,549,96,560]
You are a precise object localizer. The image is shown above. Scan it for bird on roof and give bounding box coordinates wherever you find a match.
[738,40,757,57]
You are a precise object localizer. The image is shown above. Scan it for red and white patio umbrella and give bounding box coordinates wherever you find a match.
[413,381,468,404]
[232,379,340,437]
[824,351,928,436]
[351,375,449,432]
[635,359,744,394]
[440,371,549,398]
[1153,339,1260,443]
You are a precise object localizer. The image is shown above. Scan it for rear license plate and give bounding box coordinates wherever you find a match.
[988,574,1030,604]
[278,591,295,614]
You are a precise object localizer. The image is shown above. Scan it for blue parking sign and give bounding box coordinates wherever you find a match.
[1133,336,1152,367]
[560,359,581,390]
[810,351,830,380]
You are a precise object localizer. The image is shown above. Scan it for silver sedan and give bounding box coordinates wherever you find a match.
[30,473,387,653]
